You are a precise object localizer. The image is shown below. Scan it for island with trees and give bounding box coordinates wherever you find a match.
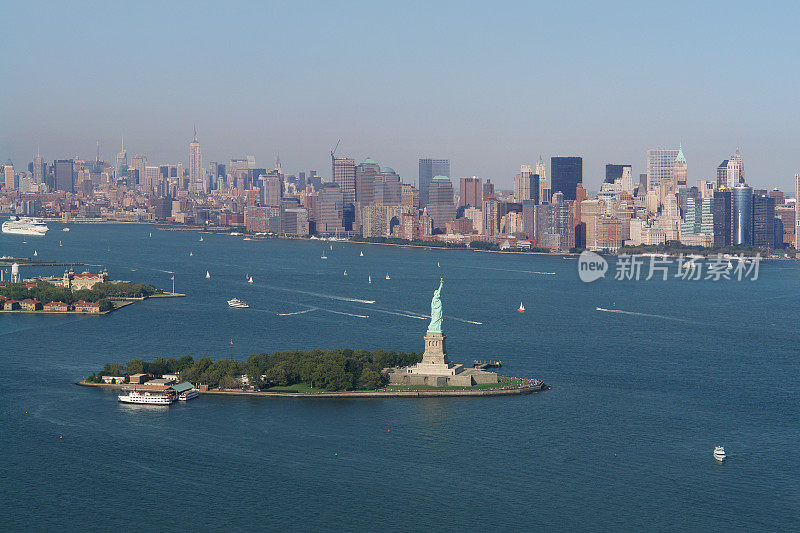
[80,350,546,397]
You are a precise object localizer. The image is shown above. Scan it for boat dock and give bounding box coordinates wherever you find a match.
[472,360,502,369]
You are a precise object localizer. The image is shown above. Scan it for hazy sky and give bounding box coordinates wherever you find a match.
[3,1,799,191]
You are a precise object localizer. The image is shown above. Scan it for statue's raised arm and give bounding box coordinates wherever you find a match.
[427,278,444,333]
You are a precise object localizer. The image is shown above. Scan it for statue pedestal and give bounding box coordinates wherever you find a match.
[407,331,462,376]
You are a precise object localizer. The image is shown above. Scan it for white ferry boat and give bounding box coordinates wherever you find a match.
[118,389,174,405]
[2,216,49,236]
[227,298,249,308]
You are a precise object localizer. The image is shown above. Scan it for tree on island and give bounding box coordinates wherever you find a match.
[91,349,421,391]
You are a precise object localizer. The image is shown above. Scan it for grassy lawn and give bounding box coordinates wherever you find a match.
[263,383,325,393]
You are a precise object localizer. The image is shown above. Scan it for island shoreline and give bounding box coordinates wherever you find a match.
[76,380,547,398]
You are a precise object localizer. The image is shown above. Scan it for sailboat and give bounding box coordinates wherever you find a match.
[33,250,37,256]
[248,276,254,284]
[368,275,372,284]
[360,250,364,257]
[321,251,328,259]
[437,262,440,267]
[385,273,391,280]
[518,302,525,312]
[329,244,333,250]
[343,270,348,276]
[59,241,62,247]
[149,232,152,237]
[199,236,204,242]
[205,270,211,279]
[189,251,193,256]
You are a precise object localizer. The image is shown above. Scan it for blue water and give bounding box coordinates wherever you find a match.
[2,224,798,531]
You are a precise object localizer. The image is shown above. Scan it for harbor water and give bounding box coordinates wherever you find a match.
[1,224,798,531]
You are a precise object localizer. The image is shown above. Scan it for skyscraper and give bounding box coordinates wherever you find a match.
[33,150,44,185]
[535,155,549,203]
[514,165,539,203]
[54,159,74,193]
[130,155,147,187]
[114,138,127,178]
[732,185,754,246]
[189,127,202,182]
[646,148,679,193]
[4,164,15,190]
[418,158,449,208]
[673,145,687,187]
[713,189,733,247]
[459,177,482,208]
[753,194,775,247]
[317,183,344,234]
[332,156,356,205]
[426,176,456,231]
[550,156,582,201]
[355,158,380,205]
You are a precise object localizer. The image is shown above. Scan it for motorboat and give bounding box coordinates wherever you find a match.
[2,216,49,236]
[713,445,726,462]
[62,227,70,232]
[227,298,249,309]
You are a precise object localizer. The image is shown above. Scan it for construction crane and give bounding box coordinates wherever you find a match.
[330,139,341,160]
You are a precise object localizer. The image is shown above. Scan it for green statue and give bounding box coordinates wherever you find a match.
[428,278,444,333]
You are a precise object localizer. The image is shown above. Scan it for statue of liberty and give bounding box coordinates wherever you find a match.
[428,278,444,333]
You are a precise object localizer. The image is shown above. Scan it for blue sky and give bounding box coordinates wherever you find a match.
[3,0,799,191]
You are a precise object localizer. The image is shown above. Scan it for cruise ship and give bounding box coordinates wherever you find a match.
[2,216,49,236]
[118,389,175,405]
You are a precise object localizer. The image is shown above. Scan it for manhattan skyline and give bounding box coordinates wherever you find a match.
[3,1,800,190]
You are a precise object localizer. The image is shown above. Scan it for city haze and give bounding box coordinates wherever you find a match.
[2,0,799,190]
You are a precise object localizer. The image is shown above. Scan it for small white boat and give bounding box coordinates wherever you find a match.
[343,270,348,276]
[62,227,70,232]
[368,275,372,284]
[248,276,253,284]
[329,244,333,250]
[189,251,193,256]
[178,388,199,401]
[227,298,249,309]
[713,445,726,462]
[33,250,38,256]
[149,232,152,237]
[437,262,440,267]
[321,253,327,259]
[59,241,62,247]
[518,302,525,312]
[199,236,204,242]
[205,270,211,279]
[385,273,391,280]
[360,250,364,257]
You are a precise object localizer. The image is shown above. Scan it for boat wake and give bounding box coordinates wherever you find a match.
[465,265,555,276]
[595,307,687,322]
[446,315,483,325]
[276,308,318,316]
[264,285,376,304]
